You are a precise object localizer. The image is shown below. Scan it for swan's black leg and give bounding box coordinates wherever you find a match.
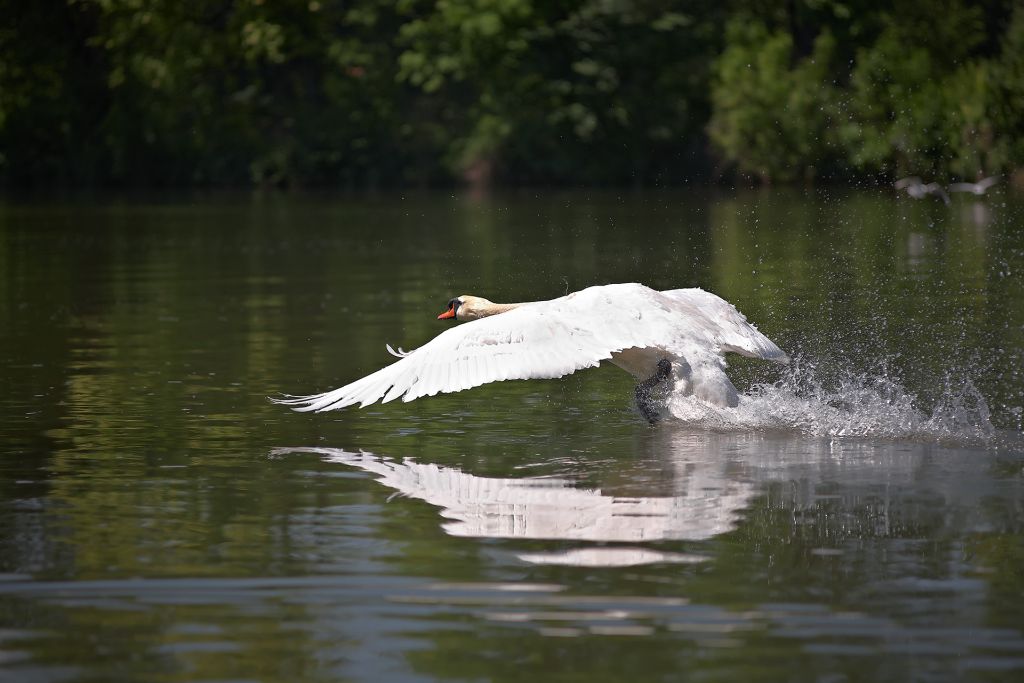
[635,359,672,425]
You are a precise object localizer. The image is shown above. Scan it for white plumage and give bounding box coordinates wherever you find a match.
[273,283,787,413]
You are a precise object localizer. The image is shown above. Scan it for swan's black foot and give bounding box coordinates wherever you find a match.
[635,359,672,425]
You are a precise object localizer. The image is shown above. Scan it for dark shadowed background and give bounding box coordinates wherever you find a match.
[2,0,1022,188]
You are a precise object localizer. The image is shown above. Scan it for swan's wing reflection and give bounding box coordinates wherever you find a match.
[272,447,755,548]
[518,547,709,567]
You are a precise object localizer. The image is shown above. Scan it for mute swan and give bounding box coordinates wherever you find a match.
[273,283,788,421]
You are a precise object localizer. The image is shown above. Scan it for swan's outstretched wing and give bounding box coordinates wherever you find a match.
[660,288,788,362]
[274,284,667,412]
[977,176,1000,191]
[950,176,999,194]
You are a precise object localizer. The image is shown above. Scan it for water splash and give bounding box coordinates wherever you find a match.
[667,359,996,445]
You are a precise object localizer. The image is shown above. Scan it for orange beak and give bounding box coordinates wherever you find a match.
[437,307,456,320]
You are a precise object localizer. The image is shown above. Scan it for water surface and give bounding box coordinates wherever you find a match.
[1,190,1022,682]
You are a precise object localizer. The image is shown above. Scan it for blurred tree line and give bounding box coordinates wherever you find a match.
[0,0,1020,188]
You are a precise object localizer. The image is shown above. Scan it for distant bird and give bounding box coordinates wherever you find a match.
[272,283,788,421]
[894,177,950,205]
[949,176,999,196]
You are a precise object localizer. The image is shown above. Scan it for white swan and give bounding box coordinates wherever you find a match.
[273,283,788,419]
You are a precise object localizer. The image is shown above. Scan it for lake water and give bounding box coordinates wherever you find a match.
[1,189,1022,682]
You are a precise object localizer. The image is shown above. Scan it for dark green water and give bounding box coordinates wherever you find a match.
[1,190,1023,682]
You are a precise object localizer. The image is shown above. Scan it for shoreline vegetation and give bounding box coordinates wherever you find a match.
[2,1,1022,189]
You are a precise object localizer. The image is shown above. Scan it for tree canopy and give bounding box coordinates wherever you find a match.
[1,0,1020,187]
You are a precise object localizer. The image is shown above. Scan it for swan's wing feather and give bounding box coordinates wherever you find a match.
[660,288,788,362]
[273,290,657,412]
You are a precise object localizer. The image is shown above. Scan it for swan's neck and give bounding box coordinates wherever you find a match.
[479,301,523,317]
[458,296,528,321]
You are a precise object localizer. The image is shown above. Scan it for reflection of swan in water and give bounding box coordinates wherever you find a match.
[271,446,756,566]
[273,430,1007,567]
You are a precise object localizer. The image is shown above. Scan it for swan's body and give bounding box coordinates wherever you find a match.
[273,283,787,416]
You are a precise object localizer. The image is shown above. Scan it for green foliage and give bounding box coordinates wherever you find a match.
[710,0,1022,183]
[709,21,838,182]
[837,2,988,178]
[990,7,1024,174]
[1,0,442,186]
[0,0,1021,186]
[840,25,951,176]
[396,0,723,184]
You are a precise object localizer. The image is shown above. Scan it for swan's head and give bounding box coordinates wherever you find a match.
[437,295,497,322]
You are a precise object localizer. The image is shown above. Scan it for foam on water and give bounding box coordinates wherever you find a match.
[666,359,997,445]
